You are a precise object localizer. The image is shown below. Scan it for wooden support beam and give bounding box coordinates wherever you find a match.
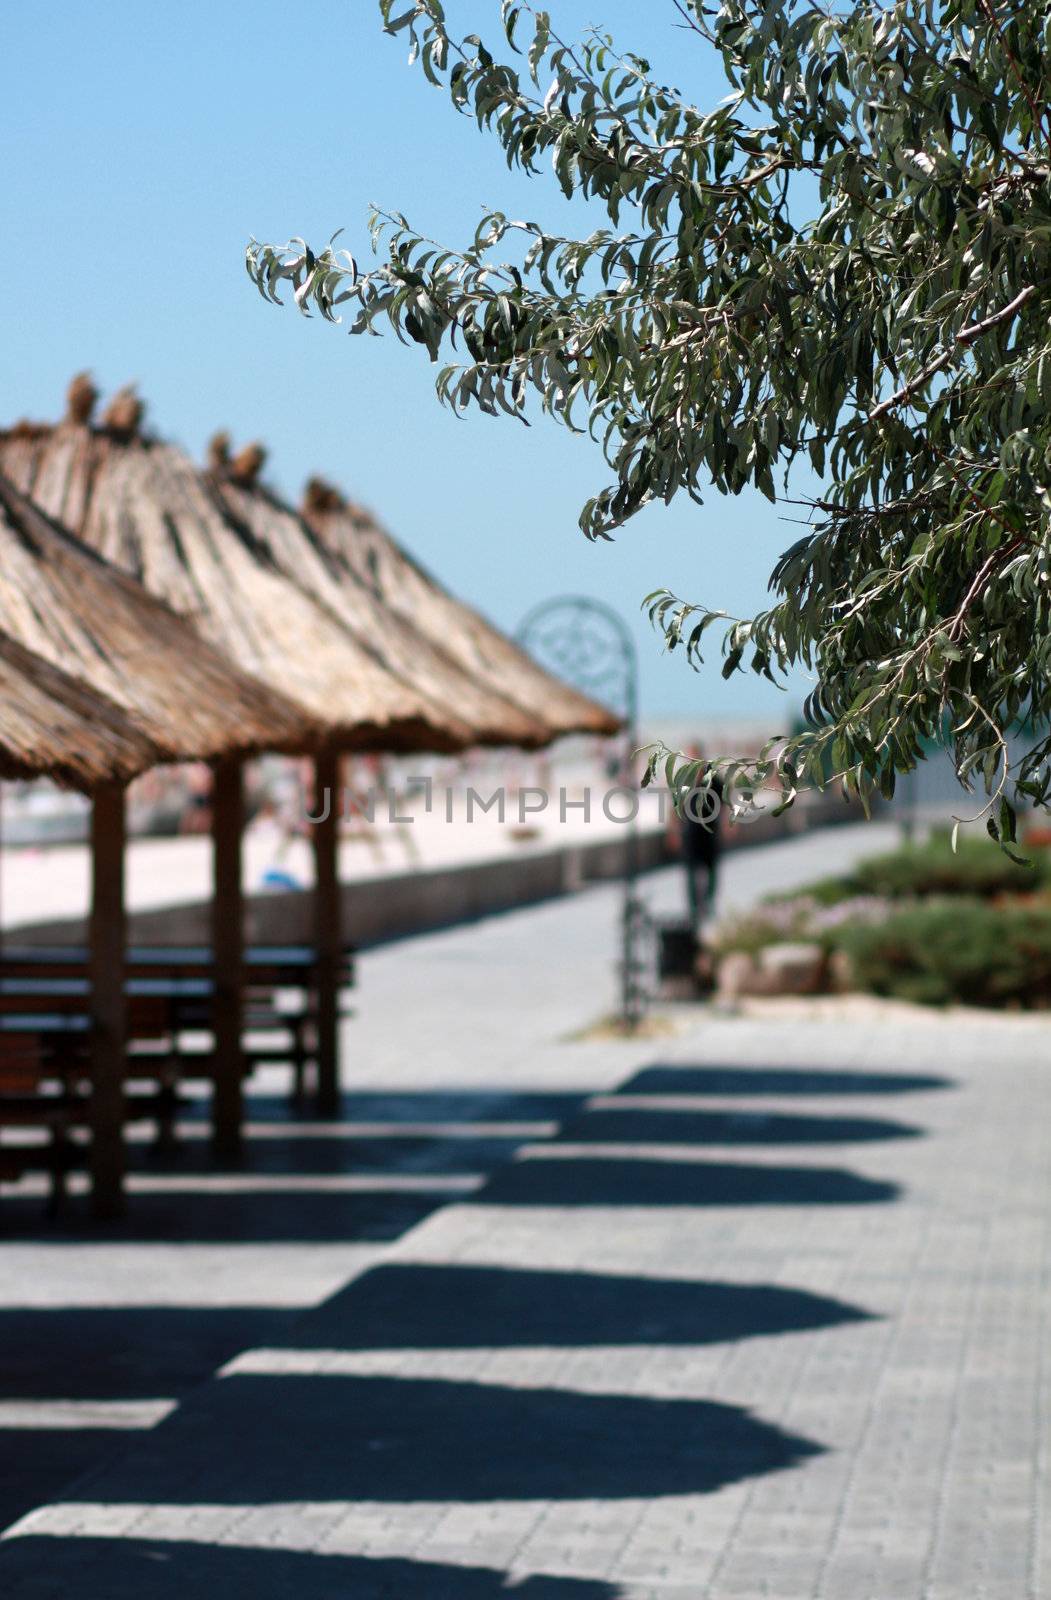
[313,746,341,1115]
[89,780,127,1219]
[211,754,245,1158]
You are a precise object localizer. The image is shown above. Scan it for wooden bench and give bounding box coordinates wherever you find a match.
[0,946,357,1214]
[0,945,356,1162]
[0,1033,79,1216]
[0,947,356,1096]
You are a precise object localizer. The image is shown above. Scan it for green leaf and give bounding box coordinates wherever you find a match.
[243,0,1051,823]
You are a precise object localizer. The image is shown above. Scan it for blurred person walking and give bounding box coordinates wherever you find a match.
[679,752,723,930]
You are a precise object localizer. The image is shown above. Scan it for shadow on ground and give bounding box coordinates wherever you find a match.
[0,1434,136,1537]
[176,1090,586,1129]
[625,1065,952,1097]
[0,1538,620,1599]
[479,1156,900,1208]
[0,1059,910,1540]
[291,1262,874,1349]
[135,1131,540,1178]
[0,1307,298,1400]
[0,1307,298,1528]
[1,1089,590,1241]
[559,1107,922,1145]
[43,1373,821,1503]
[0,1188,451,1245]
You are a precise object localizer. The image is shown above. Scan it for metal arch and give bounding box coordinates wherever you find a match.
[518,595,650,1031]
[517,595,638,734]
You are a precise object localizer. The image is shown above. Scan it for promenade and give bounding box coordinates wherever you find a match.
[1,823,1048,1598]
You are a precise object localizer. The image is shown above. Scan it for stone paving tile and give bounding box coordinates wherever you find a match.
[1,826,1049,1597]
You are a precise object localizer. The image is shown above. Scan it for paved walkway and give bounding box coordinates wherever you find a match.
[1,824,1050,1597]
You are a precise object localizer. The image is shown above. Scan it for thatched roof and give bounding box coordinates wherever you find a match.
[210,443,551,748]
[0,631,161,790]
[299,478,622,741]
[0,470,311,762]
[0,385,470,754]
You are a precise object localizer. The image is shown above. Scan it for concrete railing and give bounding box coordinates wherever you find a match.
[10,789,867,951]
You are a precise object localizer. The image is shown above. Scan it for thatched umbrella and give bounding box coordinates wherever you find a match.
[0,471,310,761]
[0,467,319,1205]
[0,381,618,1128]
[210,440,550,749]
[0,392,472,755]
[0,633,165,1212]
[0,383,474,1120]
[299,477,622,740]
[0,634,166,1213]
[0,631,161,790]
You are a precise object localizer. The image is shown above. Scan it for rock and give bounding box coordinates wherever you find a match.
[717,941,828,1000]
[827,948,855,993]
[716,951,765,999]
[757,941,826,995]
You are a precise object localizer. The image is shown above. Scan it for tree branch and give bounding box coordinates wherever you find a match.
[869,284,1036,422]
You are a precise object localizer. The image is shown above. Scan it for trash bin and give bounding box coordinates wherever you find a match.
[657,921,700,999]
[658,921,698,978]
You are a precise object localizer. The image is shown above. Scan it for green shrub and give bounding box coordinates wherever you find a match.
[853,832,1048,900]
[833,900,1051,1008]
[764,831,1049,910]
[766,874,860,908]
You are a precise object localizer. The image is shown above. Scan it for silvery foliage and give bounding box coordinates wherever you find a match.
[248,0,1051,847]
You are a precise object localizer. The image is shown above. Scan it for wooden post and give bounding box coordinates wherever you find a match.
[313,746,341,1115]
[211,755,245,1158]
[89,780,127,1219]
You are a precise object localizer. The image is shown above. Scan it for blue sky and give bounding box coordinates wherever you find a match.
[1,1,810,726]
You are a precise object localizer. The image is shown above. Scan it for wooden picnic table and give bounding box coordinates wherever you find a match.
[0,943,355,984]
[0,945,357,1214]
[0,946,355,1073]
[0,1011,91,1038]
[0,960,353,1073]
[0,968,351,1077]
